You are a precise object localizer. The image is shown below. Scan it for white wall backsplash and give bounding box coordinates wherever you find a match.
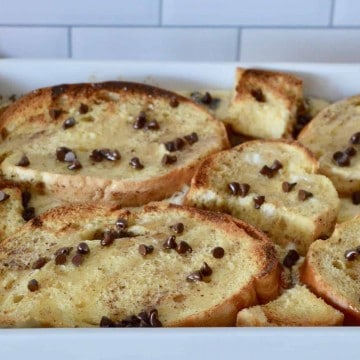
[0,0,359,61]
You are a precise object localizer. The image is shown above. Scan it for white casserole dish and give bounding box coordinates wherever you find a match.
[0,60,359,360]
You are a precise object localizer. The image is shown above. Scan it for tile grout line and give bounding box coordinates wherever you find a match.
[67,27,72,58]
[236,27,242,61]
[159,0,163,26]
[330,0,336,26]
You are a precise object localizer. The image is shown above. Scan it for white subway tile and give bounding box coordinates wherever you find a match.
[72,27,238,61]
[0,27,68,58]
[240,29,360,62]
[162,0,332,26]
[0,0,160,25]
[333,0,360,25]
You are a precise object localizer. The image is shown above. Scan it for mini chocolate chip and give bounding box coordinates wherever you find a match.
[350,132,360,144]
[79,103,89,114]
[115,217,128,230]
[72,253,84,267]
[201,92,212,105]
[169,97,179,108]
[16,155,30,167]
[149,311,162,327]
[0,191,10,202]
[176,241,192,254]
[174,138,185,151]
[170,222,184,234]
[345,147,357,157]
[228,182,240,195]
[101,230,118,247]
[56,146,72,161]
[260,165,275,178]
[22,191,31,208]
[138,244,154,256]
[22,207,35,221]
[133,112,147,129]
[77,242,90,255]
[344,249,358,261]
[64,151,76,162]
[89,149,103,162]
[283,249,300,268]
[251,88,265,102]
[163,235,177,250]
[298,189,313,201]
[146,120,160,130]
[271,160,283,171]
[333,151,350,167]
[68,159,82,170]
[164,141,176,152]
[100,316,115,328]
[54,247,72,257]
[162,154,177,165]
[212,247,225,259]
[186,270,203,282]
[129,157,144,169]
[55,253,67,265]
[51,85,66,98]
[27,279,39,292]
[184,132,199,145]
[352,191,360,205]
[282,181,297,193]
[254,195,265,209]
[239,183,250,197]
[100,148,121,161]
[32,257,48,270]
[49,108,62,119]
[63,117,75,129]
[200,262,212,277]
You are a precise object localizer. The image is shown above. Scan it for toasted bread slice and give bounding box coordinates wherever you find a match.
[185,140,339,255]
[0,182,26,242]
[0,203,280,327]
[236,285,343,326]
[301,216,360,325]
[299,95,360,195]
[227,68,303,139]
[0,82,229,206]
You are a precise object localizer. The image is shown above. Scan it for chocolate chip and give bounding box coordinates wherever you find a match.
[283,249,300,268]
[63,117,75,129]
[133,112,147,129]
[254,195,265,209]
[298,189,313,201]
[345,147,357,157]
[201,92,212,105]
[67,159,82,170]
[101,230,118,247]
[228,182,240,195]
[186,270,203,282]
[162,154,177,165]
[184,132,199,145]
[271,160,283,171]
[169,97,179,108]
[146,120,160,130]
[77,242,90,255]
[55,247,72,257]
[89,149,103,162]
[51,85,66,98]
[0,191,10,202]
[72,254,84,267]
[16,155,30,167]
[260,165,275,178]
[138,244,154,256]
[55,253,67,265]
[163,235,177,250]
[8,94,16,102]
[239,183,250,197]
[344,249,358,261]
[176,241,192,254]
[297,113,312,126]
[200,262,212,277]
[357,246,360,254]
[333,151,350,167]
[149,310,162,327]
[32,257,48,270]
[170,222,184,234]
[27,279,39,292]
[64,151,77,163]
[22,207,35,221]
[350,132,360,144]
[129,157,144,169]
[352,191,360,205]
[49,108,62,119]
[100,316,115,328]
[174,138,185,151]
[115,217,128,230]
[212,247,225,259]
[56,147,72,161]
[164,141,176,152]
[251,89,265,102]
[100,148,121,161]
[21,191,31,208]
[282,181,297,193]
[79,103,89,114]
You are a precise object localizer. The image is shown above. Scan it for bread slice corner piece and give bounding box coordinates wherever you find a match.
[227,68,303,139]
[185,139,339,255]
[236,284,344,326]
[0,202,280,327]
[0,81,229,206]
[301,216,360,325]
[298,94,360,196]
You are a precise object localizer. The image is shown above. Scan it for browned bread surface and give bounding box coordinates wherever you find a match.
[0,203,280,327]
[0,81,229,206]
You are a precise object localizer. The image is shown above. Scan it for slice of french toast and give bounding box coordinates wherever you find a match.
[0,82,229,206]
[185,140,339,255]
[0,203,280,327]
